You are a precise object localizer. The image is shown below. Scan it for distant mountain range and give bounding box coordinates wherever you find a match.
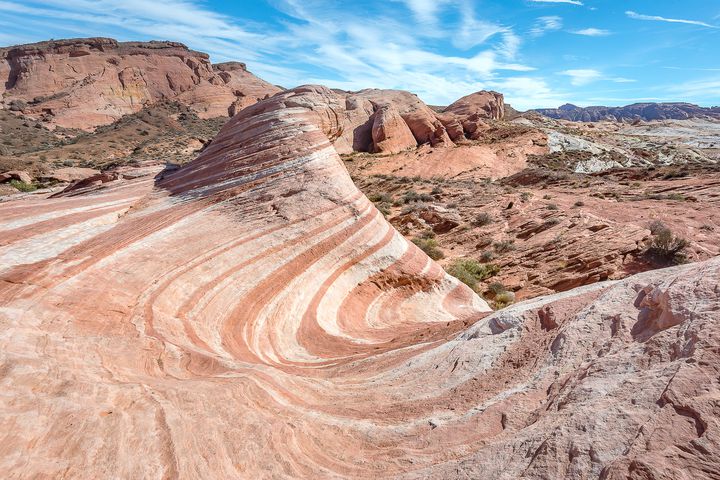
[534,102,720,122]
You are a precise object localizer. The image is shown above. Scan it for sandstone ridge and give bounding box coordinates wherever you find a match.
[1,85,719,478]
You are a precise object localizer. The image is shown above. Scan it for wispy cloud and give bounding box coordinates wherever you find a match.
[452,1,507,50]
[530,16,562,37]
[560,69,602,86]
[528,0,583,6]
[666,77,720,100]
[572,28,611,36]
[560,69,636,86]
[399,0,450,25]
[626,11,718,29]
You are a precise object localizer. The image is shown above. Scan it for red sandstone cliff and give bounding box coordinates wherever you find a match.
[0,37,282,130]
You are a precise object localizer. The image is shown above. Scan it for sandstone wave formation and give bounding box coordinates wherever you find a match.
[0,38,281,130]
[1,85,719,479]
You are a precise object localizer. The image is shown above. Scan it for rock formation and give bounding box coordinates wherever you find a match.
[1,84,719,478]
[0,38,282,129]
[535,102,720,122]
[444,90,505,120]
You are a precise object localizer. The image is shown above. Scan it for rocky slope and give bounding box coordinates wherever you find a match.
[1,85,719,478]
[0,37,281,130]
[535,102,720,123]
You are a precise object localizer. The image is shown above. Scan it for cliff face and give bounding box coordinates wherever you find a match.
[1,85,719,478]
[535,102,720,122]
[0,37,282,130]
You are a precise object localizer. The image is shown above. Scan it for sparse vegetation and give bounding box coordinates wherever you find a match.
[646,221,688,264]
[480,251,495,263]
[493,291,515,310]
[493,240,516,253]
[412,237,444,260]
[574,200,585,207]
[446,259,500,292]
[403,190,433,204]
[520,191,532,202]
[9,180,37,192]
[487,282,507,295]
[547,203,559,210]
[473,212,493,227]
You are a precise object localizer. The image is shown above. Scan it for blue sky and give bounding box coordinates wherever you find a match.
[1,0,719,109]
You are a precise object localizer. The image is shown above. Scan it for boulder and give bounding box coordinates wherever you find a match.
[370,105,417,154]
[0,170,32,184]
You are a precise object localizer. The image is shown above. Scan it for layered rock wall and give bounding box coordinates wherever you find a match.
[0,37,281,129]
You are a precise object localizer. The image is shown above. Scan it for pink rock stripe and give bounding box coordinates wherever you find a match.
[0,85,718,479]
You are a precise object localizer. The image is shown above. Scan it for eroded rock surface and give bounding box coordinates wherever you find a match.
[0,37,282,129]
[1,85,719,479]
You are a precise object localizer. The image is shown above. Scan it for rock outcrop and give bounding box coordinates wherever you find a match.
[444,90,505,120]
[535,102,720,122]
[1,85,719,478]
[370,105,417,154]
[0,38,282,129]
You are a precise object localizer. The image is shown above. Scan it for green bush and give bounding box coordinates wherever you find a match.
[10,180,37,192]
[413,238,444,260]
[446,259,500,292]
[480,251,495,263]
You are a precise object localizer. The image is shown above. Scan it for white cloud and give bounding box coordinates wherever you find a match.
[530,16,563,37]
[559,69,636,86]
[452,2,507,50]
[572,28,611,36]
[560,69,602,86]
[626,11,718,28]
[486,76,566,110]
[667,77,720,99]
[528,0,583,5]
[399,0,451,25]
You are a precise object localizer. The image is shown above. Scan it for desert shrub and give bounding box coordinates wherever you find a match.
[413,238,444,260]
[10,180,37,192]
[542,194,552,200]
[402,190,434,204]
[543,218,560,227]
[646,221,688,264]
[480,251,495,263]
[369,192,393,204]
[520,192,532,202]
[574,200,585,207]
[418,229,436,240]
[474,212,493,227]
[431,186,443,195]
[487,282,507,295]
[493,240,516,253]
[547,203,559,210]
[493,291,515,310]
[446,259,500,292]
